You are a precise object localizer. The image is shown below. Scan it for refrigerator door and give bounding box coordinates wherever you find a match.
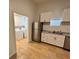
[32,22,41,42]
[34,22,39,29]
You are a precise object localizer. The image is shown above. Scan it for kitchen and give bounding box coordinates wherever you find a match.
[32,8,70,51]
[9,0,70,59]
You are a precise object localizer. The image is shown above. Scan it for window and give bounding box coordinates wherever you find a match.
[50,18,63,26]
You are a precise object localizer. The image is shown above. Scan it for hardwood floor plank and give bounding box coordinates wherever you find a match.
[15,39,70,59]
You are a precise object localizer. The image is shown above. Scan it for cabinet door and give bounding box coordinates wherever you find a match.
[41,32,48,42]
[47,34,65,47]
[40,13,45,22]
[63,8,70,21]
[54,35,65,47]
[64,36,70,50]
[43,33,56,44]
[40,12,53,22]
[15,31,23,40]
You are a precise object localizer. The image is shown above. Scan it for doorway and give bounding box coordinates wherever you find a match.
[14,13,29,40]
[13,13,29,59]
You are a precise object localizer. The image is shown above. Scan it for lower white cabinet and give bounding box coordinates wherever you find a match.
[41,32,65,47]
[15,31,23,40]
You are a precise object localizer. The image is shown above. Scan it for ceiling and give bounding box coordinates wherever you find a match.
[32,0,68,4]
[32,0,52,4]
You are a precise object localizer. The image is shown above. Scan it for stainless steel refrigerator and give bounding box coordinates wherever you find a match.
[32,22,42,42]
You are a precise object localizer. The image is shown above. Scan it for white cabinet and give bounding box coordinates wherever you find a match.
[15,31,23,40]
[41,32,65,47]
[40,12,53,22]
[53,34,65,47]
[63,8,70,21]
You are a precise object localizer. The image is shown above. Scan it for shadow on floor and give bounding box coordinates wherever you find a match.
[10,53,17,59]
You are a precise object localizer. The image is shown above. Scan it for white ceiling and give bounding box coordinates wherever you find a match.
[32,0,69,4]
[32,0,52,4]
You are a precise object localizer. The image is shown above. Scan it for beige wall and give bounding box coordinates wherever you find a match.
[36,0,70,21]
[9,0,36,58]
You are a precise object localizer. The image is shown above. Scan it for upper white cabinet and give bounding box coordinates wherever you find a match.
[40,12,53,22]
[40,8,70,22]
[63,8,70,21]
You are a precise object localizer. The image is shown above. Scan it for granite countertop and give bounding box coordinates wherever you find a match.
[42,30,70,36]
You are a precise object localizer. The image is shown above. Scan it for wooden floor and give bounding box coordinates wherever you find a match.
[15,39,70,59]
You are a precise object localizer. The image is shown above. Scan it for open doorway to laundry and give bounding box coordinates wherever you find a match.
[14,13,29,59]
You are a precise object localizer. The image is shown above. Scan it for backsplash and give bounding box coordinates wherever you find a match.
[43,24,70,32]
